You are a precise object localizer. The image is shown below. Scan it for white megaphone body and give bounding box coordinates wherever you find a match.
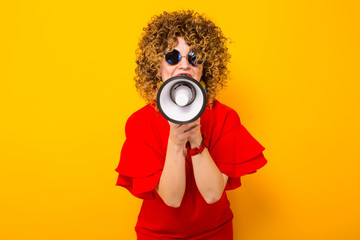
[157,75,207,124]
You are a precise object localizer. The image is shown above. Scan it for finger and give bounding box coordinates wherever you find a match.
[185,124,201,136]
[183,124,198,132]
[168,121,183,129]
[181,120,200,130]
[189,118,200,125]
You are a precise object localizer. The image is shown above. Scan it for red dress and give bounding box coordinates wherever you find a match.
[115,100,267,239]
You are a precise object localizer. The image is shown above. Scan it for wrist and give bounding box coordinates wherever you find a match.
[188,142,206,156]
[168,139,186,152]
[189,136,203,149]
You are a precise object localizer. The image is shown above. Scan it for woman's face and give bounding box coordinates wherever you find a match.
[159,37,203,82]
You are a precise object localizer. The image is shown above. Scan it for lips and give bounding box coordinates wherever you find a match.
[176,73,193,78]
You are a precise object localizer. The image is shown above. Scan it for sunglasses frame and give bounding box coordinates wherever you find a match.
[165,49,202,67]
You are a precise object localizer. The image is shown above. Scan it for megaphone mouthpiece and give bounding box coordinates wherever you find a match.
[171,82,196,107]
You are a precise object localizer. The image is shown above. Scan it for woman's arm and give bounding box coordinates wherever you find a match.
[156,140,186,208]
[191,146,229,204]
[156,121,201,208]
[189,119,229,204]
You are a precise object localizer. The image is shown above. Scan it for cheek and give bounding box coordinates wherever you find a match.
[160,62,176,81]
[196,67,203,80]
[159,62,167,78]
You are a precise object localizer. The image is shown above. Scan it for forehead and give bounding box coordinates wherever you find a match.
[165,36,203,57]
[167,37,189,50]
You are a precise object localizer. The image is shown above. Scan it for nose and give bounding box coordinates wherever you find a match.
[178,55,191,69]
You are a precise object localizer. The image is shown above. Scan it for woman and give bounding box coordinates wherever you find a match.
[115,10,267,240]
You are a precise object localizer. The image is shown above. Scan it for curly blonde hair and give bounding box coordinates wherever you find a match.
[135,10,231,106]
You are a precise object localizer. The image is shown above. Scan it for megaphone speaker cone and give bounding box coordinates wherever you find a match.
[157,75,207,124]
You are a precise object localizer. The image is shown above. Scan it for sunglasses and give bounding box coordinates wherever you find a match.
[165,49,202,67]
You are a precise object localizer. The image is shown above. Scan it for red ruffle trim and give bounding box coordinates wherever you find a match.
[115,170,162,200]
[210,123,267,190]
[115,139,164,200]
[217,153,267,190]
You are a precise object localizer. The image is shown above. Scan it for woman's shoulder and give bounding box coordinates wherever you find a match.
[212,99,235,112]
[210,99,240,122]
[128,103,156,122]
[125,103,157,134]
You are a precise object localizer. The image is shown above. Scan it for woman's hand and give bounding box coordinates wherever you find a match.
[187,118,203,148]
[168,118,202,148]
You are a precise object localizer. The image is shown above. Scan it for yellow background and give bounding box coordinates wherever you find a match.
[1,0,359,239]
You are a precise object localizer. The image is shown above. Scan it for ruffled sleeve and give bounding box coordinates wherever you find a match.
[115,111,165,200]
[209,109,267,190]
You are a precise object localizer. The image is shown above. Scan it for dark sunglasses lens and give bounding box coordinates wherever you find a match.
[188,51,196,66]
[165,50,180,65]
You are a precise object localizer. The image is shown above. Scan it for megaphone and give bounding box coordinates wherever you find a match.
[157,75,207,124]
